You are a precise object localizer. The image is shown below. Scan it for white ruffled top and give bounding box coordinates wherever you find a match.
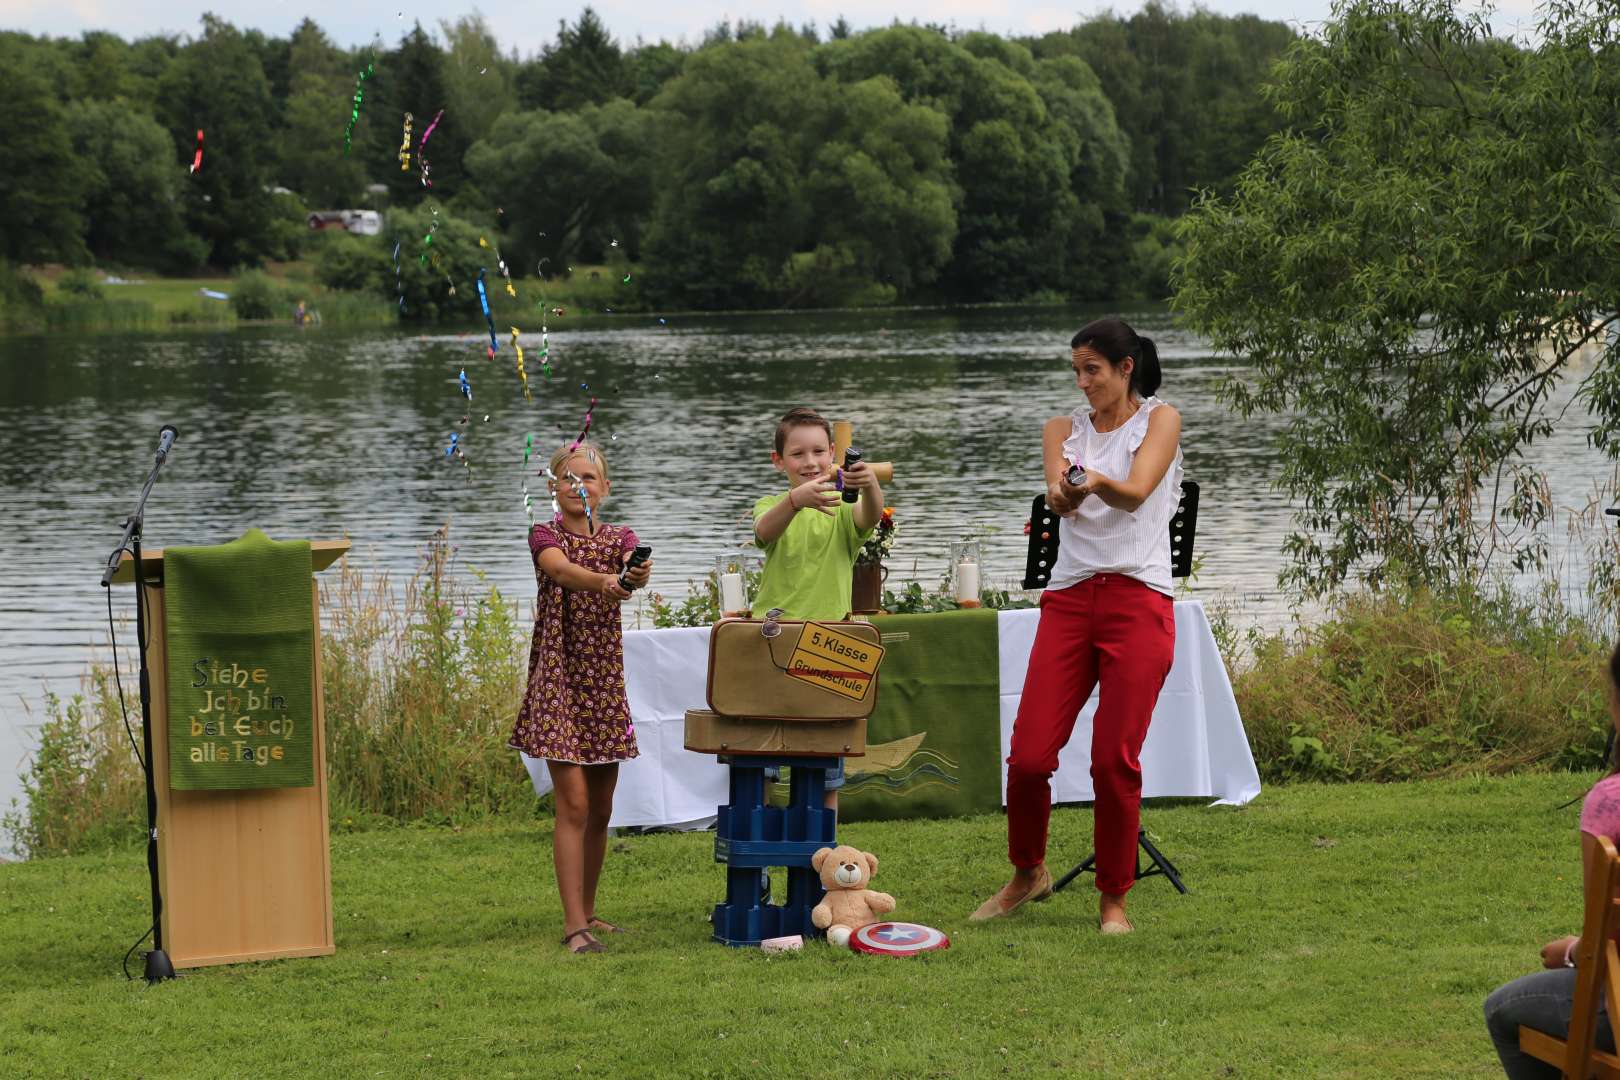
[1049,396,1184,597]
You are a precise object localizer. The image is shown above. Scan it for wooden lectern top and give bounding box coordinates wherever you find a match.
[107,539,350,585]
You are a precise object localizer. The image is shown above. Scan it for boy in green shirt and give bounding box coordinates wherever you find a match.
[753,406,885,812]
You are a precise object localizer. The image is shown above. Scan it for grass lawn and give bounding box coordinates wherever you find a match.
[82,274,236,312]
[0,773,1588,1078]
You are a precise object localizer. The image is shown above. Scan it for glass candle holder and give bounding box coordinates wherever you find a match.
[715,550,763,618]
[951,539,982,608]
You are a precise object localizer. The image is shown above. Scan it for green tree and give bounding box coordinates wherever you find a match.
[643,30,959,308]
[317,204,488,321]
[642,33,821,307]
[156,15,280,267]
[798,75,956,300]
[516,8,627,110]
[65,101,202,270]
[366,25,470,203]
[465,100,655,278]
[0,38,86,263]
[278,20,366,207]
[1037,4,1296,214]
[439,14,515,148]
[1031,55,1133,297]
[624,40,685,104]
[1174,0,1620,596]
[819,26,1112,301]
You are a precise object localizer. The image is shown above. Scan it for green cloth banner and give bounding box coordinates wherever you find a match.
[164,529,315,790]
[838,608,1002,822]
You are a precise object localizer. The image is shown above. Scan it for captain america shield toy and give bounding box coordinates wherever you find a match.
[849,922,951,956]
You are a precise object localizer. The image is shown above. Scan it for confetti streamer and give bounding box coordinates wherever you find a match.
[445,432,460,458]
[398,112,413,171]
[458,368,472,403]
[566,470,595,535]
[343,61,374,155]
[545,467,561,517]
[188,129,204,174]
[511,327,531,401]
[569,397,597,451]
[391,240,405,312]
[418,108,444,187]
[523,432,534,466]
[481,236,517,298]
[475,268,497,357]
[622,273,632,283]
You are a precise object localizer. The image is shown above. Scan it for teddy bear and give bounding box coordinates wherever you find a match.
[810,844,896,947]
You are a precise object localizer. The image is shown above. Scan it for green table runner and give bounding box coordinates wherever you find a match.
[839,609,1002,822]
[164,529,315,790]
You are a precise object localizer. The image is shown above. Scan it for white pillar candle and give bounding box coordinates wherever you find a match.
[719,572,746,616]
[955,561,981,605]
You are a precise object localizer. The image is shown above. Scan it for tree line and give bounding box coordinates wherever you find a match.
[0,4,1297,312]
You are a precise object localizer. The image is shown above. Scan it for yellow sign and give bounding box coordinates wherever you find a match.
[784,622,885,702]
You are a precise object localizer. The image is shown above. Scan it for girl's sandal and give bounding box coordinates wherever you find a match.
[588,917,629,934]
[562,928,607,954]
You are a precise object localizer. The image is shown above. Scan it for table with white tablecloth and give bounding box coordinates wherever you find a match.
[522,600,1261,826]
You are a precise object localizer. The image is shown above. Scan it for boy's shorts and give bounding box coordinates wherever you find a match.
[764,759,846,790]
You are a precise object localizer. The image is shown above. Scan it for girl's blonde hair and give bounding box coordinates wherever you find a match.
[549,441,609,483]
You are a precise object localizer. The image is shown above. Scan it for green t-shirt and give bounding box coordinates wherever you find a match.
[752,492,874,621]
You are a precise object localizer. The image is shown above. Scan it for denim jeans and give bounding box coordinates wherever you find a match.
[1485,967,1615,1078]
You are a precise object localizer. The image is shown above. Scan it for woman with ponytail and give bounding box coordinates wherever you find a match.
[971,316,1183,934]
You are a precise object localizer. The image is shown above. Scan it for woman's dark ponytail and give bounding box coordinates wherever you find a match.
[1133,335,1162,397]
[1071,316,1164,398]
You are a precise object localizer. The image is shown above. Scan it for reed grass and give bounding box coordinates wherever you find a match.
[0,670,144,860]
[1230,583,1612,783]
[319,525,534,824]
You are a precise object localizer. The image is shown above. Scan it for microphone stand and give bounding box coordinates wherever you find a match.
[100,441,177,984]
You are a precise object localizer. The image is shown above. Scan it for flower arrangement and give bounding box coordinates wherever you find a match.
[857,506,897,566]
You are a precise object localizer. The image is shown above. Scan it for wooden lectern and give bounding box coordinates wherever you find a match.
[110,539,348,968]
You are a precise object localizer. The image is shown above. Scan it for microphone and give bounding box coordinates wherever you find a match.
[155,425,179,465]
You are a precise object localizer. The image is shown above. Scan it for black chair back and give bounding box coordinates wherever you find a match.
[1021,480,1200,591]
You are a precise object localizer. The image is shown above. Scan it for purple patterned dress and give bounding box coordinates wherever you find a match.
[507,517,640,765]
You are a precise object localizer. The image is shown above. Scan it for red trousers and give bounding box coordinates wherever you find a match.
[1006,574,1175,895]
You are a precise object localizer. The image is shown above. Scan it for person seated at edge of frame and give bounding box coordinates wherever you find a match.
[752,405,884,815]
[970,315,1182,935]
[1485,640,1620,1077]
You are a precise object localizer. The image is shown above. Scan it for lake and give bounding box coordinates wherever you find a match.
[0,305,1612,841]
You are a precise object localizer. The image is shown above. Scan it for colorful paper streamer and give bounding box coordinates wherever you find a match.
[418,108,444,187]
[343,61,374,155]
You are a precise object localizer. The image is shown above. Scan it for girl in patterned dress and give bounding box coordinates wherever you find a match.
[508,442,652,954]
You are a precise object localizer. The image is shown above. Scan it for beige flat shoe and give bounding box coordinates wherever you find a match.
[562,928,607,953]
[1099,917,1135,935]
[969,865,1054,922]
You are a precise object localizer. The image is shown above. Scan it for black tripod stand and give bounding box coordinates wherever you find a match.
[1052,826,1189,895]
[100,425,179,984]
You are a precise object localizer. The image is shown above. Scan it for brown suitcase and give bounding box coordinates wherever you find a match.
[705,617,882,720]
[683,709,867,757]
